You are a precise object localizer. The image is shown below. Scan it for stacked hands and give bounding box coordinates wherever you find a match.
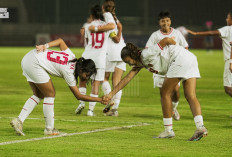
[100,94,112,105]
[36,44,48,52]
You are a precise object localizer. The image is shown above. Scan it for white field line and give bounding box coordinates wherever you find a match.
[0,117,153,124]
[0,123,151,146]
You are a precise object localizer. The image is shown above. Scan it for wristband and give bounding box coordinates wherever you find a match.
[94,26,98,32]
[45,43,49,49]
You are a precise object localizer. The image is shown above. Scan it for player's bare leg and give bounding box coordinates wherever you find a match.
[154,78,180,139]
[10,82,43,136]
[171,84,180,120]
[35,80,59,135]
[183,78,208,141]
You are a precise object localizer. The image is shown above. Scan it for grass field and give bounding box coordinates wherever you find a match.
[0,47,232,157]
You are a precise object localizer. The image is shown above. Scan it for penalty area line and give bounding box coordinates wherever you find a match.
[0,123,151,146]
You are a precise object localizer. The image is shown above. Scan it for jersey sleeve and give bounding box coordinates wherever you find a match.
[176,30,189,48]
[218,26,228,38]
[104,12,115,24]
[145,33,156,48]
[229,27,232,46]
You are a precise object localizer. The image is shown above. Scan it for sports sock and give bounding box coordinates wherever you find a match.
[79,87,86,105]
[112,90,122,110]
[18,95,41,123]
[43,97,55,129]
[102,81,111,95]
[163,118,173,132]
[89,94,98,111]
[194,115,204,129]
[172,101,179,111]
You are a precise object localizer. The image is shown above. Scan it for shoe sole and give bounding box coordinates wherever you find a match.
[189,132,208,141]
[10,121,25,136]
[153,135,175,139]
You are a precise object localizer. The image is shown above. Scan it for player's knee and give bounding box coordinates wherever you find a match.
[224,87,232,97]
[184,92,196,102]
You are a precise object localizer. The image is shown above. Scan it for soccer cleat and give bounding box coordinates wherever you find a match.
[75,103,85,114]
[87,109,95,116]
[153,130,175,139]
[189,127,208,141]
[103,101,114,113]
[10,118,25,136]
[44,128,60,135]
[104,109,118,117]
[173,109,180,121]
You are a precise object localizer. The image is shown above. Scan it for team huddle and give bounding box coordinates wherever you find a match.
[10,0,232,142]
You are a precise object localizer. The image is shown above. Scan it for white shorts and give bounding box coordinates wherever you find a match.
[223,60,232,87]
[90,68,105,81]
[167,52,200,80]
[153,74,180,88]
[21,50,50,84]
[105,59,126,72]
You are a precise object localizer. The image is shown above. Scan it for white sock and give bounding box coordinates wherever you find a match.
[163,118,173,132]
[102,81,111,95]
[43,97,55,129]
[194,115,204,129]
[112,90,122,110]
[18,95,41,123]
[172,101,179,110]
[89,94,98,111]
[79,87,86,105]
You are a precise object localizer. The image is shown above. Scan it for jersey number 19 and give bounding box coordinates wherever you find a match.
[91,32,105,49]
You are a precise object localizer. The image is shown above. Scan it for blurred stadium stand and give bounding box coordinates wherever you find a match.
[0,0,231,48]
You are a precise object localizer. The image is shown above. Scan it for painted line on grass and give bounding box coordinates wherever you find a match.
[0,117,155,124]
[0,123,151,146]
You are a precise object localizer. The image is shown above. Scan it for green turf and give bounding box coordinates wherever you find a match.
[0,47,231,157]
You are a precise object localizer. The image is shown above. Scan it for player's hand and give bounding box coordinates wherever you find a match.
[103,94,112,103]
[36,45,46,52]
[229,63,232,73]
[80,27,85,36]
[100,97,109,105]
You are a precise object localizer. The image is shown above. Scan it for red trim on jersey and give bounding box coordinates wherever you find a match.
[160,27,173,35]
[164,124,173,126]
[43,103,54,105]
[157,43,163,50]
[30,97,38,104]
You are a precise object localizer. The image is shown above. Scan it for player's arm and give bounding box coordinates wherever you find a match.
[88,23,115,33]
[69,86,106,104]
[36,38,68,52]
[110,22,122,43]
[187,29,220,36]
[158,37,176,48]
[104,67,142,101]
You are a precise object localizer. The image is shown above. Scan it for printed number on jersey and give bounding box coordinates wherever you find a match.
[91,32,105,49]
[47,51,69,65]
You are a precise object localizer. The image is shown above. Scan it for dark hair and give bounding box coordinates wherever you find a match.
[91,4,104,21]
[103,0,118,24]
[228,11,232,17]
[158,10,171,21]
[121,43,141,62]
[69,57,97,84]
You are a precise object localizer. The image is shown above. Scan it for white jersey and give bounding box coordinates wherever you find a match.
[104,12,126,61]
[34,48,76,86]
[141,44,200,79]
[218,26,232,61]
[82,19,109,68]
[145,27,189,48]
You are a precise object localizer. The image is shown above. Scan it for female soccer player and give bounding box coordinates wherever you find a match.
[104,37,208,141]
[76,0,126,117]
[10,38,106,136]
[76,4,110,116]
[187,11,232,102]
[146,11,189,121]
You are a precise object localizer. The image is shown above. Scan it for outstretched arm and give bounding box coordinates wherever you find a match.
[187,29,220,36]
[69,86,106,104]
[158,37,176,48]
[36,38,68,52]
[89,23,115,32]
[105,67,142,101]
